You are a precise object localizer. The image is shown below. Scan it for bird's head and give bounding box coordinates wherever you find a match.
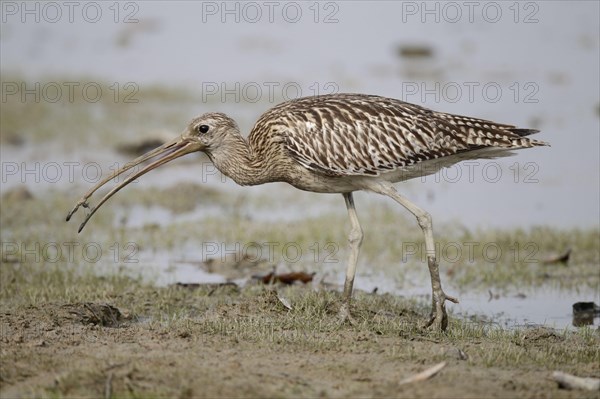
[183,112,240,151]
[66,112,238,233]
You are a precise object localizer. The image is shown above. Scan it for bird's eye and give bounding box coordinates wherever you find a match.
[197,125,209,134]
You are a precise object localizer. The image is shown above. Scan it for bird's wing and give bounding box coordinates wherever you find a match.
[263,94,544,177]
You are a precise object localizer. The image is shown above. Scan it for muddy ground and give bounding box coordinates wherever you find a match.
[1,273,599,398]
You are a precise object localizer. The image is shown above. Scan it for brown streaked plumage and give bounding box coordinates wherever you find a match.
[67,93,548,330]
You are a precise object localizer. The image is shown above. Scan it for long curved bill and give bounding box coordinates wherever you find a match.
[66,136,200,233]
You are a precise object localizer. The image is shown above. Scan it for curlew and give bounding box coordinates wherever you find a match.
[67,93,548,330]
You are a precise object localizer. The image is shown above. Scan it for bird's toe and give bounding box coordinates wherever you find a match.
[423,291,457,331]
[338,303,357,326]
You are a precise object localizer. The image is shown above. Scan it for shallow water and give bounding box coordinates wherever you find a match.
[452,288,600,330]
[126,246,599,330]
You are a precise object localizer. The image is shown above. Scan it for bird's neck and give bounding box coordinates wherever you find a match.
[206,133,275,186]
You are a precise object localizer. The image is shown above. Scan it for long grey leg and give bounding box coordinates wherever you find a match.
[339,192,363,322]
[370,183,458,331]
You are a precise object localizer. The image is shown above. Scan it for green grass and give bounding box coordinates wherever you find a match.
[0,76,199,146]
[2,183,599,293]
[1,259,598,373]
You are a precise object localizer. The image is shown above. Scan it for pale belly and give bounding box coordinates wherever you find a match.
[285,147,519,194]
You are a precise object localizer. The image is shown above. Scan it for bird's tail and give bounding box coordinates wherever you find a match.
[508,128,540,137]
[434,111,549,148]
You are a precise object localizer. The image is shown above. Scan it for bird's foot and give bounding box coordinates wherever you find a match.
[422,290,459,331]
[338,302,356,326]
